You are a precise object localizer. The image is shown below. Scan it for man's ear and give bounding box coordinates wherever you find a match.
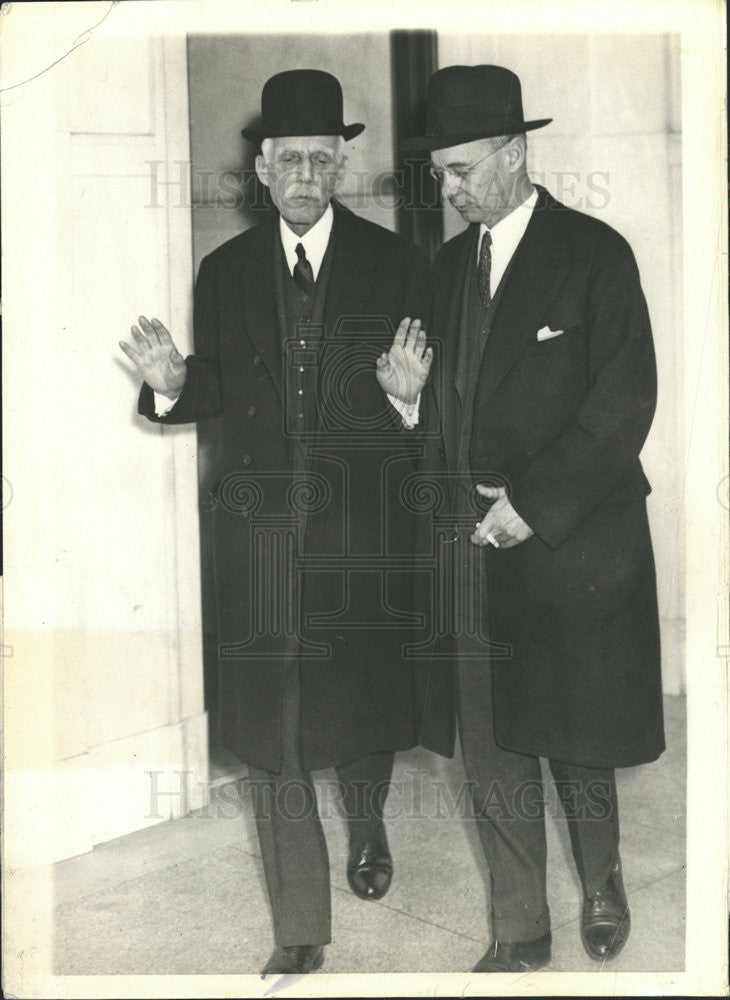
[507,137,526,173]
[335,153,348,186]
[255,154,270,188]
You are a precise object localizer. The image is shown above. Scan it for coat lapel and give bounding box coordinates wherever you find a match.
[476,186,570,405]
[226,211,283,397]
[322,201,375,331]
[448,227,477,408]
[245,214,283,396]
[431,226,473,472]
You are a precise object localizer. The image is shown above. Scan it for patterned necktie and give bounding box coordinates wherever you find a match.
[477,229,493,310]
[293,242,315,297]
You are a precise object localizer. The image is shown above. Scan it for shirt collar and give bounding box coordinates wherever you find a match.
[279,202,334,282]
[478,185,539,260]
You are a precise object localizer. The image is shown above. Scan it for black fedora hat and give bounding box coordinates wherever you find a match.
[241,69,365,143]
[400,65,551,153]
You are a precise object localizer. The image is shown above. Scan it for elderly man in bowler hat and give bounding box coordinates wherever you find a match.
[120,69,432,975]
[397,65,665,971]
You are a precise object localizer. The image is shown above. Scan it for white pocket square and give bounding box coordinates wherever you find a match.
[536,325,565,341]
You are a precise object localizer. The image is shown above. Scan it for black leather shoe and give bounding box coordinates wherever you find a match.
[472,931,552,972]
[261,945,324,975]
[581,858,631,961]
[346,821,393,900]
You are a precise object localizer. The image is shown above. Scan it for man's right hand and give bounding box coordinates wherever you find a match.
[376,316,433,405]
[119,316,187,398]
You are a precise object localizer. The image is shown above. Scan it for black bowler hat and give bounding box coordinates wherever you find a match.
[400,65,551,153]
[241,69,365,143]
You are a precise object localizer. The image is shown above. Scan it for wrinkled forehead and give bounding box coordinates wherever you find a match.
[265,135,343,158]
[430,137,497,168]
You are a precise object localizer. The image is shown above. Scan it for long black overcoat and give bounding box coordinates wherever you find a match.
[415,186,665,769]
[140,201,431,773]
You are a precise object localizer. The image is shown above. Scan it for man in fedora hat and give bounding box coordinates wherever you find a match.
[397,64,664,971]
[120,69,432,975]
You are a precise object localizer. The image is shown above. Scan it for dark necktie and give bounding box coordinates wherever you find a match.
[477,229,492,310]
[293,242,315,297]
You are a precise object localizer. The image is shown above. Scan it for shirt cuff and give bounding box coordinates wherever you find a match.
[154,391,179,417]
[387,392,420,428]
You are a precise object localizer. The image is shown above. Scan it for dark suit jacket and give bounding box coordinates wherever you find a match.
[140,201,432,773]
[416,186,665,768]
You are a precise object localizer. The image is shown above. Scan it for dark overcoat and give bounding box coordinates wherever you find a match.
[415,185,665,769]
[140,201,431,773]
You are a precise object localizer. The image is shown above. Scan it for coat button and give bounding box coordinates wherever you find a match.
[253,355,261,366]
[248,405,256,417]
[242,454,252,467]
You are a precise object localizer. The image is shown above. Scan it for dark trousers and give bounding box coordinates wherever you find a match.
[457,656,620,943]
[248,663,394,946]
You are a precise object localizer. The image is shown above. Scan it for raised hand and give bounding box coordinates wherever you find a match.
[471,484,534,549]
[376,317,433,405]
[119,316,187,398]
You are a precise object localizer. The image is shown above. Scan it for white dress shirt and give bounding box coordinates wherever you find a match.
[278,202,333,281]
[477,186,538,296]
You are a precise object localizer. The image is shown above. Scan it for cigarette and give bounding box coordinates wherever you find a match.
[486,532,500,548]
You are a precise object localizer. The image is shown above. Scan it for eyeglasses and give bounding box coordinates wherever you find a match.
[428,141,510,186]
[272,151,340,174]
